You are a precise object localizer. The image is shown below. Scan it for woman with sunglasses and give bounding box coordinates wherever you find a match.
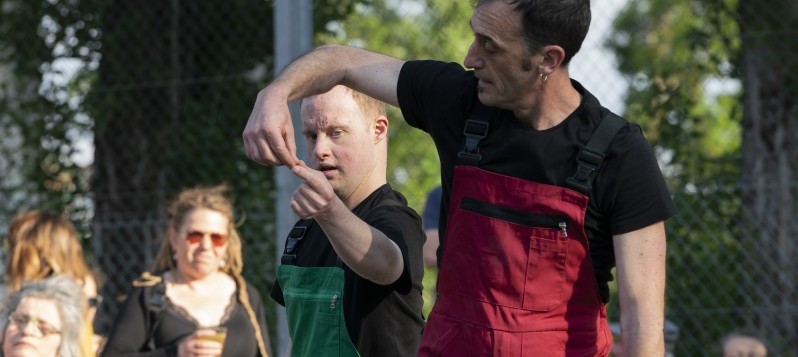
[4,210,102,356]
[1,275,85,357]
[102,185,270,357]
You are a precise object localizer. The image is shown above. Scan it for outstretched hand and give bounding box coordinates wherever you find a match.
[290,161,339,220]
[243,89,300,167]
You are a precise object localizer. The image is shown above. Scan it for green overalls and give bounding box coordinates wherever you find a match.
[277,223,360,357]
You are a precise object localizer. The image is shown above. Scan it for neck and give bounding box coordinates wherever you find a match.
[513,74,581,130]
[171,268,221,290]
[341,153,388,209]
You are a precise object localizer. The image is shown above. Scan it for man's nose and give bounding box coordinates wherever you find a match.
[313,137,331,158]
[463,42,482,69]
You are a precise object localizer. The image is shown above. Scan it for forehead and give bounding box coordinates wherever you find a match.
[300,87,365,130]
[181,208,228,232]
[16,297,62,327]
[471,1,523,40]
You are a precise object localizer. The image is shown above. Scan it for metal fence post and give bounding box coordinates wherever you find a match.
[274,0,312,355]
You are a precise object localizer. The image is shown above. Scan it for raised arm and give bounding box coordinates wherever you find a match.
[243,45,405,167]
[613,221,667,357]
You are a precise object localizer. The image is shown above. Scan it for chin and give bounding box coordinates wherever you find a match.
[6,347,39,357]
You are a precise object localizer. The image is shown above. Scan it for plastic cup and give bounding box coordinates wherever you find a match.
[198,326,227,356]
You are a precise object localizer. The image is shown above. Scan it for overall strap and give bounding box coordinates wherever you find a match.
[566,113,627,196]
[457,101,493,166]
[281,220,312,265]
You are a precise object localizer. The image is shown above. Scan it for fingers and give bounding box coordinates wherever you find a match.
[265,126,300,167]
[242,92,300,167]
[290,163,339,219]
[179,333,223,357]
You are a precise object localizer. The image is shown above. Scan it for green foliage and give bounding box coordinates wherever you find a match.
[607,0,741,187]
[606,0,758,354]
[0,0,102,221]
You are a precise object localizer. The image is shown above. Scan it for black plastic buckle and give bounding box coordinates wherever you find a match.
[566,148,605,194]
[457,120,489,163]
[281,226,307,265]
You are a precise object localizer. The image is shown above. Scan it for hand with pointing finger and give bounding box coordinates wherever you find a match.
[290,161,341,220]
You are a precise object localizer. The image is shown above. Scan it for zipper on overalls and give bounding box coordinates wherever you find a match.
[330,294,338,309]
[461,197,569,237]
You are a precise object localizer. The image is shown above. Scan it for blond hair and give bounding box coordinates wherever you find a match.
[5,210,92,291]
[347,87,387,119]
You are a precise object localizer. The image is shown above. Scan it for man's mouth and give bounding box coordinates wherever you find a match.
[318,164,337,173]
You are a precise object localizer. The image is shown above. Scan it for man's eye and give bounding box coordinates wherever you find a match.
[331,129,343,137]
[305,134,317,141]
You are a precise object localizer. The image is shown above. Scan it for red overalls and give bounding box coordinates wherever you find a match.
[418,108,614,356]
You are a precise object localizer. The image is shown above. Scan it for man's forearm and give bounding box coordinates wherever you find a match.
[621,308,665,356]
[315,201,404,285]
[266,45,350,103]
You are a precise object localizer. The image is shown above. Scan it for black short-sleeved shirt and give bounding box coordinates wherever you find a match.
[271,184,425,357]
[397,60,677,301]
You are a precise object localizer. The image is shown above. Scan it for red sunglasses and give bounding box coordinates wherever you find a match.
[185,231,228,247]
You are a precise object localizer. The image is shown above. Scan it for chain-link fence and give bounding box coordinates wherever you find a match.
[1,0,796,356]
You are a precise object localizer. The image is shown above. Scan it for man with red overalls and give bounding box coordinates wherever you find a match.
[243,1,676,355]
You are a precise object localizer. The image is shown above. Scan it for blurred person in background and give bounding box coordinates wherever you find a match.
[0,275,86,357]
[421,186,442,269]
[721,331,767,357]
[4,210,102,355]
[101,184,270,357]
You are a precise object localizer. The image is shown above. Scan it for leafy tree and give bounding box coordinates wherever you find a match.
[608,0,798,354]
[737,0,798,351]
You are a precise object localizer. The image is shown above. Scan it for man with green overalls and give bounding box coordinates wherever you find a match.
[269,85,425,357]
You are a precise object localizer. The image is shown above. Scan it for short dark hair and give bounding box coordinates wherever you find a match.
[476,0,591,65]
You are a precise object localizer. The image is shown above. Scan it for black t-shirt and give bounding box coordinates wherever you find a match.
[271,184,425,357]
[397,60,677,301]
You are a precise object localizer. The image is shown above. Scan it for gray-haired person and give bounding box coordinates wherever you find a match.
[1,275,85,357]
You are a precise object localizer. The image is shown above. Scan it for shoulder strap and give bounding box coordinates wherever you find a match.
[280,221,312,265]
[566,113,627,195]
[457,101,492,166]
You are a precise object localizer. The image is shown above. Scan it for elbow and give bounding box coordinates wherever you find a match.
[371,257,403,286]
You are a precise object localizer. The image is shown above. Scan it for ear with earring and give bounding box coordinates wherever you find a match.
[539,72,548,83]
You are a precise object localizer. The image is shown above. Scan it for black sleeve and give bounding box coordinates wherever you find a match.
[398,60,476,134]
[364,203,425,294]
[595,124,677,235]
[100,286,177,357]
